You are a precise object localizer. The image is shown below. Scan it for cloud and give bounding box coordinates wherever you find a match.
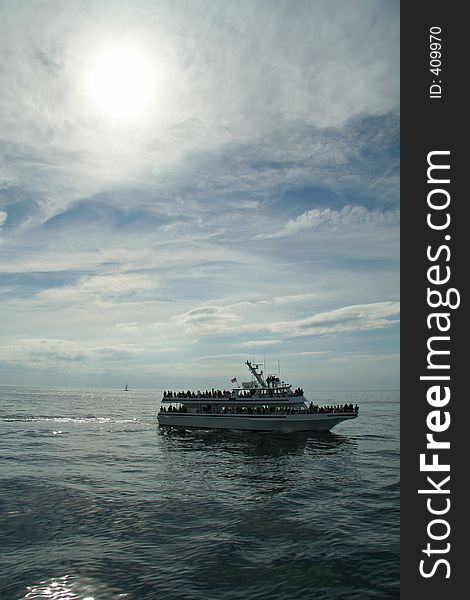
[0,338,143,369]
[172,305,242,335]
[240,339,282,348]
[329,353,399,363]
[170,294,320,338]
[172,300,399,339]
[256,205,399,239]
[116,322,139,332]
[190,353,250,363]
[268,302,400,338]
[37,272,160,304]
[287,351,332,357]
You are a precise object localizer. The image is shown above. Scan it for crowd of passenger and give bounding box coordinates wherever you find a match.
[307,402,359,414]
[163,389,232,399]
[162,387,307,399]
[159,402,359,414]
[160,405,306,414]
[160,405,188,413]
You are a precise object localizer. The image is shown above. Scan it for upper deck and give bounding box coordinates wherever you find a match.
[161,388,306,406]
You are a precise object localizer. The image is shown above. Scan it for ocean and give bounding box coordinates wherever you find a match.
[0,386,399,599]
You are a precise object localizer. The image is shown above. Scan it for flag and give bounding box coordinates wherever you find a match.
[231,377,237,383]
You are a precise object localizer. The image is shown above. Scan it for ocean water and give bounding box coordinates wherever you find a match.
[0,387,399,600]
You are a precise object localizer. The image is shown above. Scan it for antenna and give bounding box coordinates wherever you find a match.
[278,359,281,380]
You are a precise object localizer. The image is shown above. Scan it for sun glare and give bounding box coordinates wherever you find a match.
[86,46,156,120]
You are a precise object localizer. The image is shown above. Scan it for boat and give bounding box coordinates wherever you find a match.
[157,360,359,432]
[124,383,129,391]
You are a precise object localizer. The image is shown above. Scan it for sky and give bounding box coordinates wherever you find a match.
[0,0,400,390]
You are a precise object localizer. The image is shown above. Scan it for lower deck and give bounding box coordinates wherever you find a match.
[157,411,358,432]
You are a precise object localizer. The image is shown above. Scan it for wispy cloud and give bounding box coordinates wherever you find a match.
[37,272,160,304]
[256,206,399,239]
[172,300,399,339]
[240,339,282,348]
[268,302,399,337]
[116,322,139,332]
[0,338,143,370]
[173,305,242,336]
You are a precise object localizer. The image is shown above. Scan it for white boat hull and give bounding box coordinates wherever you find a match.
[157,412,357,432]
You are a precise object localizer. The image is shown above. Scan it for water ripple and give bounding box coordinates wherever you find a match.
[0,386,399,599]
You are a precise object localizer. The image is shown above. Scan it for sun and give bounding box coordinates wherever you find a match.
[86,46,156,120]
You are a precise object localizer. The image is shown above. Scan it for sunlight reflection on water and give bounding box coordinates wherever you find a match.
[21,574,128,599]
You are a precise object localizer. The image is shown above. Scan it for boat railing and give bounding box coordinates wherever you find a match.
[162,390,233,400]
[162,389,299,401]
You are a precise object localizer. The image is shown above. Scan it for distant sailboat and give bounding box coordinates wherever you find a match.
[124,383,129,391]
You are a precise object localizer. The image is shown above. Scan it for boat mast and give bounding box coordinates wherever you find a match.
[246,360,266,387]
